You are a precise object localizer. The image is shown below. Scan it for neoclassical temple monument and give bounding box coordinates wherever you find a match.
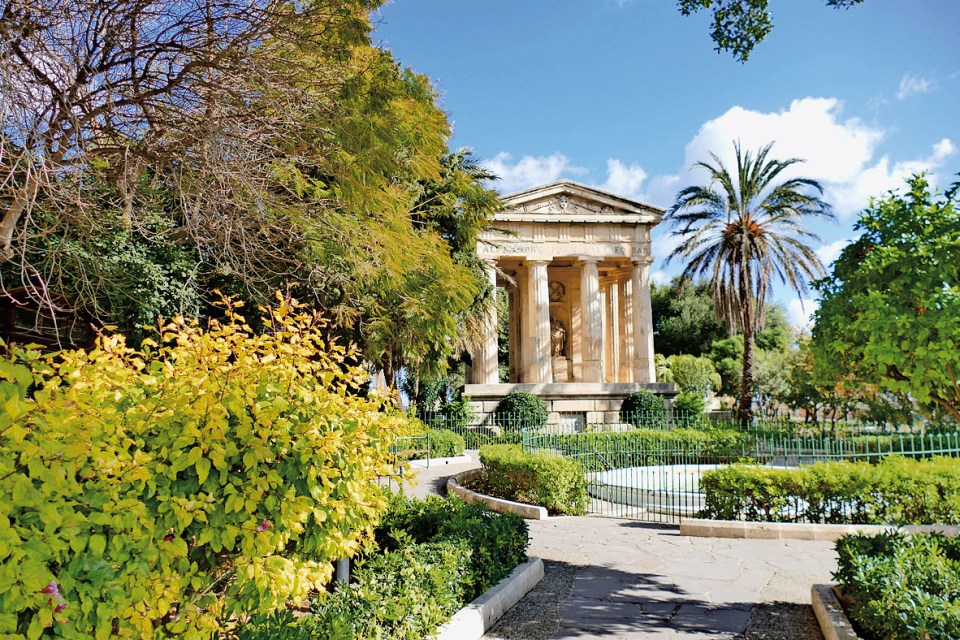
[464,180,675,425]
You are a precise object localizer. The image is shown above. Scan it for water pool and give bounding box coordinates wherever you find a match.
[587,464,725,516]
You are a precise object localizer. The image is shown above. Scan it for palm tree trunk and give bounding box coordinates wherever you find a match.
[738,322,755,426]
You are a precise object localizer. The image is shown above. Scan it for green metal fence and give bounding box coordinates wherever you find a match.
[519,424,960,523]
[412,408,960,523]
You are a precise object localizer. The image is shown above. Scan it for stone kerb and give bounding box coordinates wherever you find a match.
[434,557,545,640]
[812,585,862,640]
[447,469,549,520]
[681,518,960,541]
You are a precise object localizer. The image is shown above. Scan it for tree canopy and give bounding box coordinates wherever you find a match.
[0,1,500,388]
[812,175,960,421]
[677,0,865,62]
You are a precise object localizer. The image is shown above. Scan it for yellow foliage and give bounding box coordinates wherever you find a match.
[0,293,409,637]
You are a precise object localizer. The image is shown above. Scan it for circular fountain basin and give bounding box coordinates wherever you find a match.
[587,464,725,516]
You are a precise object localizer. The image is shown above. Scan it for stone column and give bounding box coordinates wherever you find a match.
[600,286,609,381]
[631,258,655,383]
[609,282,620,382]
[618,277,635,383]
[470,260,499,384]
[579,257,603,382]
[519,265,532,382]
[527,259,553,383]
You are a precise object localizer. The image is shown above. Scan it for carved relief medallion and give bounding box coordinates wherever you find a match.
[549,281,566,302]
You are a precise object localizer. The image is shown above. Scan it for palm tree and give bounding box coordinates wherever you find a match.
[666,142,833,424]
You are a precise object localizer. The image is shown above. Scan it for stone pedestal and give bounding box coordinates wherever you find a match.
[464,382,679,427]
[552,356,571,383]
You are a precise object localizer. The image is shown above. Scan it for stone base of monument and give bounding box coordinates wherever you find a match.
[551,356,571,383]
[463,382,678,428]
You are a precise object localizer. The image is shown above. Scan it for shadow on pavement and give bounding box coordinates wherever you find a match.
[486,559,820,640]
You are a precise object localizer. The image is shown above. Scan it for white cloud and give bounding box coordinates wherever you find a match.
[482,152,586,194]
[827,137,956,214]
[787,297,818,331]
[599,158,648,200]
[682,98,884,187]
[650,227,683,264]
[815,238,852,267]
[896,73,935,100]
[650,270,670,286]
[670,98,955,218]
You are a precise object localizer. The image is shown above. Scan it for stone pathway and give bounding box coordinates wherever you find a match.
[407,455,835,639]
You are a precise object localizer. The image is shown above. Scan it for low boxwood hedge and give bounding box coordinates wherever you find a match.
[700,456,960,524]
[834,531,960,640]
[477,444,588,515]
[426,428,465,458]
[240,495,529,639]
[529,427,751,472]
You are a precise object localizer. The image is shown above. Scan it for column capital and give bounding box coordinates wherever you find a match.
[578,256,603,264]
[632,256,654,267]
[482,257,498,267]
[526,258,551,267]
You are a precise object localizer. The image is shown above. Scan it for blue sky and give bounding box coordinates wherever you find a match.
[374,1,960,328]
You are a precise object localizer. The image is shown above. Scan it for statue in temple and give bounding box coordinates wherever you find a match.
[550,318,567,357]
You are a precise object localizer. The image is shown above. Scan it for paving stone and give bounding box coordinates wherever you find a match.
[411,464,835,640]
[670,603,753,633]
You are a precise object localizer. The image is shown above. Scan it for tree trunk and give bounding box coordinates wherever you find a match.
[737,321,755,426]
[1,172,39,262]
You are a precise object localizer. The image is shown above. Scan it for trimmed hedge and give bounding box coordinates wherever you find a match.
[529,427,751,472]
[426,429,465,458]
[700,456,960,524]
[494,391,548,430]
[834,531,960,640]
[477,444,588,515]
[461,428,523,449]
[241,495,529,639]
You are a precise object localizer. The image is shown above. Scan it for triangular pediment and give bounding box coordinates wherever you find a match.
[497,180,664,224]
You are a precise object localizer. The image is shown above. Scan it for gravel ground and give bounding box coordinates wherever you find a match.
[743,603,822,640]
[482,558,585,640]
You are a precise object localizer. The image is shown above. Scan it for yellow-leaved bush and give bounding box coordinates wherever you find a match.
[0,294,407,638]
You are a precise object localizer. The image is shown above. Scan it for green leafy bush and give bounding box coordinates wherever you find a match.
[478,445,588,515]
[494,391,548,430]
[374,494,529,596]
[241,495,529,639]
[700,456,960,524]
[672,391,706,427]
[619,390,667,427]
[529,428,751,473]
[426,429,466,458]
[240,541,469,640]
[459,428,524,449]
[834,532,960,640]
[0,296,406,638]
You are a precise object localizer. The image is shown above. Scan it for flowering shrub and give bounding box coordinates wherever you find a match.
[0,294,406,638]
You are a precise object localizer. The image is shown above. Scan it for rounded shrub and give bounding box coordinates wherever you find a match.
[494,391,548,431]
[427,429,466,458]
[672,391,706,427]
[619,390,666,427]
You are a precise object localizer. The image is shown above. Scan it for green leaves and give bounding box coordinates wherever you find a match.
[834,531,960,640]
[0,294,410,637]
[478,444,589,515]
[812,175,960,421]
[701,456,960,524]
